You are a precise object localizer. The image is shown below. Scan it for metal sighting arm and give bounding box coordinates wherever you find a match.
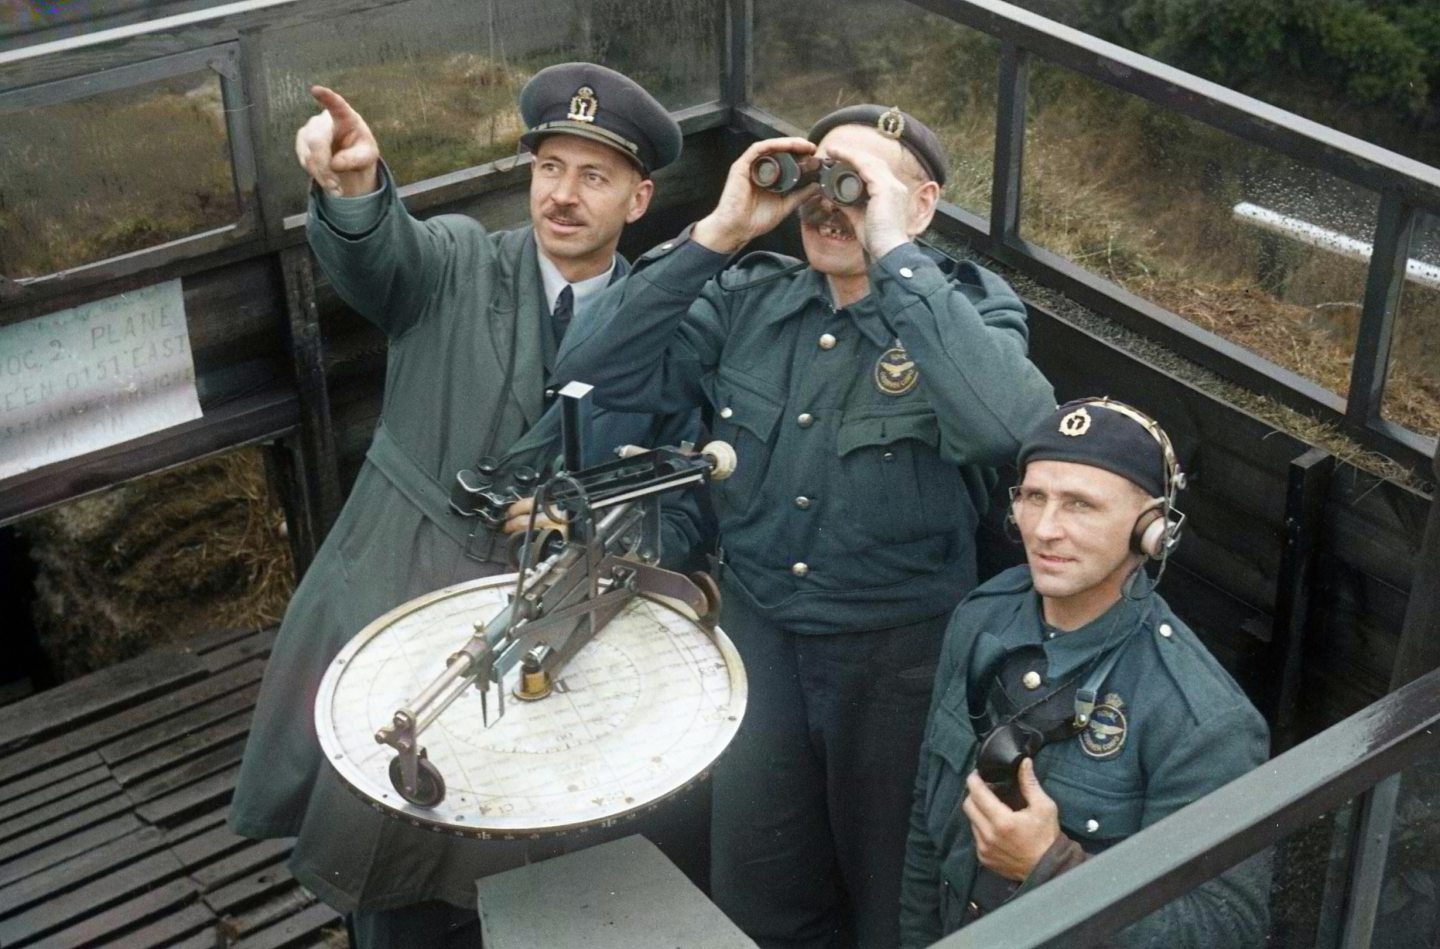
[376,383,736,806]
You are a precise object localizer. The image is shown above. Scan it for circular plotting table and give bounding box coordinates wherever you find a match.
[315,574,747,837]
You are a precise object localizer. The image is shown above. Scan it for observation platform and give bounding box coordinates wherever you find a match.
[0,627,342,949]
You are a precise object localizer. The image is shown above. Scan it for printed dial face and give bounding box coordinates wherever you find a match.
[316,574,746,836]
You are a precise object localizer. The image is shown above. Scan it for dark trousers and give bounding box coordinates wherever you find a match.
[710,582,946,949]
[350,899,481,948]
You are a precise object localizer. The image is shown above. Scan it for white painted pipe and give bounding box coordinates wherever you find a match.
[1233,201,1440,291]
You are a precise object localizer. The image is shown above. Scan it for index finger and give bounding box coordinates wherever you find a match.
[506,495,536,517]
[737,135,816,165]
[310,85,358,123]
[965,771,1011,821]
[819,141,897,182]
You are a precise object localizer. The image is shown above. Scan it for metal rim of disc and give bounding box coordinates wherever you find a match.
[315,573,747,838]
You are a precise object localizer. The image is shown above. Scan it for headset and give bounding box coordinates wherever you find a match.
[1008,398,1186,562]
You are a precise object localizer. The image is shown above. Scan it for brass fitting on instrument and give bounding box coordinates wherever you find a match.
[513,644,554,702]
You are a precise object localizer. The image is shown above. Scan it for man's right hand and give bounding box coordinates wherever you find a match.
[692,137,817,255]
[295,85,380,197]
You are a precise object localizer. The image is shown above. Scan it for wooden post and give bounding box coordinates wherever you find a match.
[1269,446,1335,751]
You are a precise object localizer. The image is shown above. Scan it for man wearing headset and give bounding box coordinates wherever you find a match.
[898,399,1270,948]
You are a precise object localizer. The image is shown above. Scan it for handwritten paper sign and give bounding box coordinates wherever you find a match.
[0,279,201,479]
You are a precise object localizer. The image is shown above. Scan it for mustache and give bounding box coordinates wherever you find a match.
[798,198,853,234]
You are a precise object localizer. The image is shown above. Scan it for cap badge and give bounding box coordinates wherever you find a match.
[877,107,905,140]
[1059,406,1092,437]
[874,342,919,396]
[1079,692,1126,760]
[567,85,598,124]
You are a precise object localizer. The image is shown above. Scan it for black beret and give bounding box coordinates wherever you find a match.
[519,62,682,176]
[1017,399,1172,499]
[807,105,948,186]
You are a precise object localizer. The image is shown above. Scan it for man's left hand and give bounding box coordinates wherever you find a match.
[962,759,1062,882]
[502,495,569,537]
[816,141,915,259]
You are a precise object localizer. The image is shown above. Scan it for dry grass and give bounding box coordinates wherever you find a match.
[20,447,293,680]
[0,76,236,279]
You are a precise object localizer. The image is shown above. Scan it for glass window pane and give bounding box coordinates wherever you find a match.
[1021,61,1381,400]
[258,0,720,215]
[0,71,238,279]
[1128,797,1360,947]
[752,0,998,220]
[1381,210,1440,440]
[1371,762,1440,945]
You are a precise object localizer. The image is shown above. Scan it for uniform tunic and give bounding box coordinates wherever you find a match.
[556,234,1055,632]
[899,566,1271,948]
[229,166,705,912]
[555,233,1055,948]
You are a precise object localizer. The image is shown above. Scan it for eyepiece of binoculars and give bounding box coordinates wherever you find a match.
[749,154,867,206]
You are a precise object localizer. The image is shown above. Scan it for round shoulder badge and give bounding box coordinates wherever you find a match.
[1079,692,1127,759]
[874,343,919,396]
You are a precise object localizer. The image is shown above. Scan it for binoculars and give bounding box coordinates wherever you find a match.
[450,458,540,530]
[750,154,867,206]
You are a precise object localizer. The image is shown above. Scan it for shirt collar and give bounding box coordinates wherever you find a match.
[1035,591,1149,681]
[537,251,616,314]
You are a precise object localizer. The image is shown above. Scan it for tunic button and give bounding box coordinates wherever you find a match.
[1159,623,1174,638]
[899,266,914,278]
[797,413,814,428]
[818,333,837,350]
[795,496,812,510]
[791,562,810,577]
[1085,819,1100,834]
[1021,671,1042,690]
[661,242,674,250]
[719,406,734,419]
[882,450,895,462]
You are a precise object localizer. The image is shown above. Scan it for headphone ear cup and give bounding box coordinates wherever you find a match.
[1131,506,1167,558]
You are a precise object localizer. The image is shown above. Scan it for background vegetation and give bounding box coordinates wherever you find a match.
[753,0,1440,440]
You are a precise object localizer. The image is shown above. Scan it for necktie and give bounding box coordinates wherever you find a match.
[552,284,575,343]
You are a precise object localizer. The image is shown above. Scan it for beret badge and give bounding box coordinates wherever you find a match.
[1059,407,1092,437]
[567,85,598,123]
[877,107,905,140]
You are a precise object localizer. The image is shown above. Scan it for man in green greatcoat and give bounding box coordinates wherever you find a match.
[228,63,704,947]
[899,399,1270,947]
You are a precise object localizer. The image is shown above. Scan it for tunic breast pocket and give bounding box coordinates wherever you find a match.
[709,370,783,520]
[1043,769,1145,852]
[923,701,978,852]
[835,408,961,544]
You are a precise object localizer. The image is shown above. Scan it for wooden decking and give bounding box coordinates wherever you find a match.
[0,627,346,948]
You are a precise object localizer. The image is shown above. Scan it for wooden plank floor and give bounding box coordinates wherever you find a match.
[0,628,347,949]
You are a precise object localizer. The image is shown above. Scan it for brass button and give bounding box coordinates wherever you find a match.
[818,333,837,350]
[797,412,814,428]
[1085,819,1100,834]
[795,496,812,510]
[899,266,914,278]
[719,406,733,419]
[1021,671,1042,690]
[882,450,895,461]
[1159,623,1173,639]
[791,562,810,577]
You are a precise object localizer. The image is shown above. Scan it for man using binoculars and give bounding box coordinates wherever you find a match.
[898,399,1269,947]
[556,105,1054,948]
